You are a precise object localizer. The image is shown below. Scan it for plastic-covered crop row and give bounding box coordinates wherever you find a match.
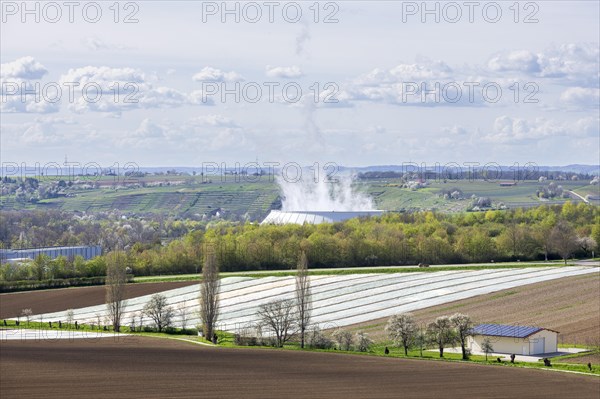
[24,267,598,331]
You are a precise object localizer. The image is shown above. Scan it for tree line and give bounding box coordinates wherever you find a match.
[1,203,598,283]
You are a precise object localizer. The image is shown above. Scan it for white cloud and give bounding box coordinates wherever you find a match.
[487,50,541,74]
[483,115,598,144]
[538,43,599,86]
[0,57,48,79]
[344,59,488,107]
[59,66,208,113]
[354,60,453,86]
[0,91,60,113]
[133,118,165,138]
[192,67,244,82]
[83,37,109,51]
[487,43,599,87]
[559,87,600,108]
[122,115,246,150]
[0,57,57,113]
[441,125,469,136]
[265,65,304,79]
[82,37,128,52]
[187,115,238,127]
[19,117,77,144]
[138,86,190,108]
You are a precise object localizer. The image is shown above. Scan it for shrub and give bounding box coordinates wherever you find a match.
[332,329,354,351]
[356,331,373,352]
[307,326,334,349]
[234,334,258,346]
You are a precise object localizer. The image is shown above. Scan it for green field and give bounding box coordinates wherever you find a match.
[361,179,590,212]
[1,175,595,219]
[1,177,280,219]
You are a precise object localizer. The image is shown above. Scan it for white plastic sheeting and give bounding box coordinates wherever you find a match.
[23,267,599,332]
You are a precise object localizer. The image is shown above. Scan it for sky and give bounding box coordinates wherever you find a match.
[1,1,599,171]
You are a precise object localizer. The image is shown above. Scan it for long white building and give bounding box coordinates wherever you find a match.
[0,245,102,263]
[261,210,385,225]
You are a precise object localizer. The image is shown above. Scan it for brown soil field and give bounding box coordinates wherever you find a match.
[1,336,598,398]
[346,273,600,346]
[0,281,197,319]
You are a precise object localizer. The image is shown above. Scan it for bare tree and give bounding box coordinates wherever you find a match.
[129,314,137,332]
[450,313,474,360]
[550,220,578,265]
[138,311,145,331]
[177,300,189,331]
[427,316,455,358]
[105,251,127,332]
[257,299,296,347]
[481,337,494,362]
[199,250,220,340]
[143,293,174,332]
[414,326,427,357]
[386,313,417,356]
[66,309,74,329]
[332,328,354,351]
[21,309,32,327]
[95,313,103,331]
[295,250,312,349]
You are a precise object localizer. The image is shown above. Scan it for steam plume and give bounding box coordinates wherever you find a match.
[277,173,375,211]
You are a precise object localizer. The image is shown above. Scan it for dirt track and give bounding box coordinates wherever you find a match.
[1,337,598,398]
[347,273,600,346]
[0,281,197,319]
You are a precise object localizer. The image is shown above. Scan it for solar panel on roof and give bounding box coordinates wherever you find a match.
[472,324,543,338]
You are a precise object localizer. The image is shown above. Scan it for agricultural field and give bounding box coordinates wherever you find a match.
[0,281,197,319]
[2,337,598,399]
[346,273,600,346]
[572,184,600,204]
[362,179,592,212]
[16,266,598,334]
[2,174,595,218]
[0,176,280,219]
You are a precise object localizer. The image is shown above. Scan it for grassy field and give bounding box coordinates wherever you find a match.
[363,179,591,212]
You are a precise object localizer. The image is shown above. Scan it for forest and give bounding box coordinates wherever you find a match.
[1,202,598,284]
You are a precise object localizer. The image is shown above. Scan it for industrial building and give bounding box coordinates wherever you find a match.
[260,210,385,225]
[0,245,102,263]
[468,324,559,355]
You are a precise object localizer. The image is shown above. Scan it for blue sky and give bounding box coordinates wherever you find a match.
[1,1,598,168]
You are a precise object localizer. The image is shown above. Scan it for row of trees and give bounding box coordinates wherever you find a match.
[102,247,312,347]
[114,202,600,274]
[386,313,478,360]
[103,247,221,336]
[240,250,313,348]
[0,209,200,251]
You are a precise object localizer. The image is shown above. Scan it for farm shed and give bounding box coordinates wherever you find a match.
[469,324,558,355]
